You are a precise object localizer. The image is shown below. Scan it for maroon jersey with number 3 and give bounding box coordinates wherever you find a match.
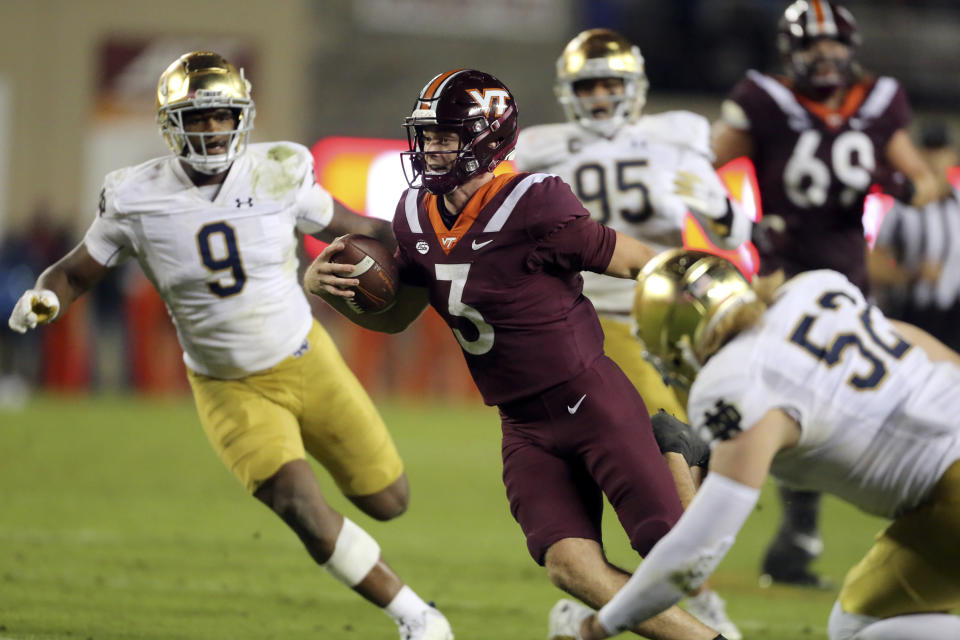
[392,172,617,406]
[729,71,911,290]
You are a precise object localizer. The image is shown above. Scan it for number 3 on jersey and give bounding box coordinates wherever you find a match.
[197,221,247,297]
[435,263,494,355]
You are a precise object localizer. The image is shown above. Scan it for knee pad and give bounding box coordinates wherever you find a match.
[828,601,877,640]
[322,517,381,587]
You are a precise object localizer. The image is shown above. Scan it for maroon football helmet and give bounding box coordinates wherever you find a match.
[777,0,861,98]
[402,69,519,195]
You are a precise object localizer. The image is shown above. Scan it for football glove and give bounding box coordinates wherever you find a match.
[673,170,729,220]
[8,288,60,334]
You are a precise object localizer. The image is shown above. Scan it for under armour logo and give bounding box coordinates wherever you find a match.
[291,339,310,358]
[467,89,511,117]
[235,197,253,208]
[702,399,743,442]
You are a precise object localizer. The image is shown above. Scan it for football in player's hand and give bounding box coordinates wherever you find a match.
[329,234,399,314]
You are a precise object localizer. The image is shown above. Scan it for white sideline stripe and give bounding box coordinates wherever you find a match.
[404,188,422,233]
[748,70,810,128]
[483,173,553,232]
[345,256,375,277]
[860,77,898,121]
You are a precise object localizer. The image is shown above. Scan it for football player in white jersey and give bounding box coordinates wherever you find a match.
[549,249,960,640]
[517,29,749,639]
[6,51,452,640]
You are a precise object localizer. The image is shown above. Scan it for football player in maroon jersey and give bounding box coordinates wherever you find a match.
[306,69,728,640]
[711,0,937,588]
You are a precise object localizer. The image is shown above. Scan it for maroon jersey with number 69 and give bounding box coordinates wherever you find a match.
[392,172,617,406]
[727,70,910,290]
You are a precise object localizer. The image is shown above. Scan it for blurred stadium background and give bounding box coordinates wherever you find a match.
[1,0,960,400]
[0,1,957,638]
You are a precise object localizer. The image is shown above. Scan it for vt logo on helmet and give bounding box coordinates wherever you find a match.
[402,69,519,195]
[466,89,512,118]
[156,51,256,175]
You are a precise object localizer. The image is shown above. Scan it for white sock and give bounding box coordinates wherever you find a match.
[384,585,430,622]
[829,601,960,640]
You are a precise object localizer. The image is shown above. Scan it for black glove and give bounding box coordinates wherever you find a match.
[650,409,710,468]
[877,170,916,206]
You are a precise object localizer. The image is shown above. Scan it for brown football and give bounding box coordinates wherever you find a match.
[329,234,399,314]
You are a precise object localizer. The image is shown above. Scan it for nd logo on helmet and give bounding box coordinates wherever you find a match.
[467,89,511,117]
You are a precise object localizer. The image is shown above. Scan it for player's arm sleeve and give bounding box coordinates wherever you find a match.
[523,177,617,273]
[513,128,536,171]
[293,152,335,235]
[724,74,767,132]
[513,126,560,172]
[391,194,429,288]
[596,473,760,634]
[878,80,912,139]
[83,186,132,267]
[712,74,766,167]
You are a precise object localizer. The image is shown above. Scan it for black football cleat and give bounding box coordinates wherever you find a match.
[760,531,834,589]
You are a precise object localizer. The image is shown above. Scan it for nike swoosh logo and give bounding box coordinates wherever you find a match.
[567,394,587,414]
[471,239,493,250]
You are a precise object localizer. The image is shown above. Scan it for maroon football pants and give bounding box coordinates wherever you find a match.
[499,355,684,564]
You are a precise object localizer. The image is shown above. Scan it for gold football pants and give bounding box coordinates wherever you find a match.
[188,320,403,495]
[599,315,688,421]
[840,459,960,617]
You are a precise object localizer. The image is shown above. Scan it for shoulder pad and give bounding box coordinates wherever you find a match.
[249,141,312,168]
[514,123,579,171]
[784,269,859,296]
[247,142,316,198]
[637,111,711,155]
[721,99,751,130]
[100,156,169,216]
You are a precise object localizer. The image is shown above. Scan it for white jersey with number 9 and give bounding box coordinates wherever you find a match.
[83,142,334,379]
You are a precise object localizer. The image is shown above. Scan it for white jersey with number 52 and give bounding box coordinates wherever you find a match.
[83,142,334,379]
[689,270,960,519]
[515,112,730,315]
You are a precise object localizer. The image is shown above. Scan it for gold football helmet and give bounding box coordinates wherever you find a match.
[633,249,756,390]
[156,51,255,175]
[555,29,648,137]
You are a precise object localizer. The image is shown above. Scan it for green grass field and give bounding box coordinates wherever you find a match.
[0,394,887,639]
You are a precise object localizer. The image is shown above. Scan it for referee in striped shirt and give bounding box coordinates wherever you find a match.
[870,120,960,350]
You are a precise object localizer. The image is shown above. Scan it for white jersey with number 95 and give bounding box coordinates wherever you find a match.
[515,112,734,315]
